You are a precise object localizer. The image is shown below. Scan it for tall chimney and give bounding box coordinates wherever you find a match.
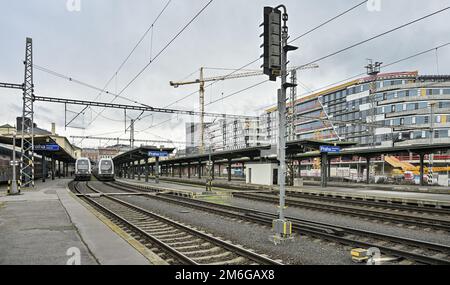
[51,123,56,135]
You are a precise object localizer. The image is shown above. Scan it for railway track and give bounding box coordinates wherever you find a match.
[152,178,450,212]
[70,181,282,265]
[283,191,450,214]
[101,181,450,265]
[232,192,450,232]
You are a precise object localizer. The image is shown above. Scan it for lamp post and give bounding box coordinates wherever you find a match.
[9,132,20,195]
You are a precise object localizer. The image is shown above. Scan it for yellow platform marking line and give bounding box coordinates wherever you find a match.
[66,188,168,265]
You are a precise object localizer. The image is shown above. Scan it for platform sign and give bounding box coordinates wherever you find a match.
[35,144,60,151]
[148,151,169,157]
[320,146,341,153]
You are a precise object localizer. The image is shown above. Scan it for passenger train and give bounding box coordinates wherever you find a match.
[92,158,115,181]
[74,158,92,181]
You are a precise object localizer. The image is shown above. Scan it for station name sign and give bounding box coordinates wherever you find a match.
[35,144,60,151]
[148,151,169,157]
[320,146,341,154]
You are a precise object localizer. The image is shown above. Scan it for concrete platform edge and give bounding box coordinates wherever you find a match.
[57,184,153,265]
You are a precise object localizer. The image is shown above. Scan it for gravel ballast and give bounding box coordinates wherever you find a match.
[93,182,354,265]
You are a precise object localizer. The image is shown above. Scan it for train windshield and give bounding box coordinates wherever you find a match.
[77,160,89,170]
[100,161,112,171]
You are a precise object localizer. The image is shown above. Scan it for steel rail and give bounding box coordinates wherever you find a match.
[75,182,282,265]
[283,191,450,215]
[126,178,450,218]
[233,192,450,232]
[73,182,197,265]
[105,181,450,265]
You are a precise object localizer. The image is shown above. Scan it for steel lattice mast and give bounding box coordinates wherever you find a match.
[20,38,35,188]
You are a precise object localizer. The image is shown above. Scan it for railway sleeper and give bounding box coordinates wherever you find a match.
[192,252,235,263]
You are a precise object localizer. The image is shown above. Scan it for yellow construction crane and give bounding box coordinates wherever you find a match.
[169,64,319,153]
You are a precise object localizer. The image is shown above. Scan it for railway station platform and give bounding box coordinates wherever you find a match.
[128,176,450,208]
[0,179,157,265]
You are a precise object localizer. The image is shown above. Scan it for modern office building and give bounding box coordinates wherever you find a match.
[207,118,267,152]
[186,70,450,154]
[288,71,450,147]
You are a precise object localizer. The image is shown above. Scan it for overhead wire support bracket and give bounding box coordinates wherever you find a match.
[32,95,258,120]
[0,82,24,90]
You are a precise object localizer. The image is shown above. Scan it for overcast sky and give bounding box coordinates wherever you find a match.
[1,0,449,148]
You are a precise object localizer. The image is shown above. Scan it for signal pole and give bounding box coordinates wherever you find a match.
[261,5,297,243]
[199,67,205,154]
[130,119,135,149]
[365,60,382,147]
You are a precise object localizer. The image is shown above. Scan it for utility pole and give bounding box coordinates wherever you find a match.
[130,119,135,149]
[262,5,297,243]
[365,59,382,147]
[20,38,35,188]
[429,101,436,184]
[288,69,297,142]
[199,67,205,154]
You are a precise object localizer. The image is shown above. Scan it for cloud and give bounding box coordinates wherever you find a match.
[1,0,449,148]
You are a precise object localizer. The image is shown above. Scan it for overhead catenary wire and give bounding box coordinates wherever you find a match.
[288,0,368,44]
[35,4,450,144]
[206,8,450,110]
[147,41,450,133]
[295,42,450,101]
[151,0,369,115]
[144,2,444,132]
[292,6,450,72]
[36,0,368,136]
[110,0,214,101]
[70,0,173,127]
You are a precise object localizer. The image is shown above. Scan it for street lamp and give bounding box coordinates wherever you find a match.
[9,131,20,195]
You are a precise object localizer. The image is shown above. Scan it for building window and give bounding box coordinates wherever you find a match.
[434,130,448,139]
[427,89,440,96]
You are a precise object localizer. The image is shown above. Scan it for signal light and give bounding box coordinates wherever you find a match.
[260,7,282,81]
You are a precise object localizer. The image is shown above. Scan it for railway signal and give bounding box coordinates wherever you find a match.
[263,5,298,244]
[260,7,282,81]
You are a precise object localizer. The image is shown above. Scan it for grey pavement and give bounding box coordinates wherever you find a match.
[0,179,152,265]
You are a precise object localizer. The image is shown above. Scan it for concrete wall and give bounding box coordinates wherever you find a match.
[245,163,278,186]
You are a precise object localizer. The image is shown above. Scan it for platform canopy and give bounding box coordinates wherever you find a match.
[156,145,273,165]
[0,134,78,163]
[294,142,450,160]
[285,139,357,156]
[113,146,176,165]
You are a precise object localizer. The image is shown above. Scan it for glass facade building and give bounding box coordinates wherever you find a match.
[186,71,450,153]
[281,71,450,147]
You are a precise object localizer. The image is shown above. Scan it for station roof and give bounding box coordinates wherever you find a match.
[113,146,176,165]
[0,134,77,163]
[142,141,356,166]
[286,139,356,156]
[293,143,450,160]
[151,145,272,165]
